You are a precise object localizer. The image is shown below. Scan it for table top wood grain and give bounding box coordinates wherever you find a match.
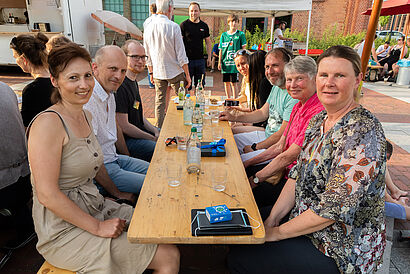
[128,98,265,244]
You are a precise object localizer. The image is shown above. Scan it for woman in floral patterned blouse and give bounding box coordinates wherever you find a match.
[228,45,386,273]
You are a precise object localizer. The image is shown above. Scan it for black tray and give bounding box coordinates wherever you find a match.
[191,208,253,236]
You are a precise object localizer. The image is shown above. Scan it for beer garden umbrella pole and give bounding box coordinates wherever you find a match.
[400,14,410,59]
[359,0,383,96]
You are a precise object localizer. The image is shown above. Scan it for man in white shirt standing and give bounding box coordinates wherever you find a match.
[273,21,292,48]
[144,0,191,127]
[143,2,157,89]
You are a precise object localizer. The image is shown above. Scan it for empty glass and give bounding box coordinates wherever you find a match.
[176,135,187,150]
[167,163,181,187]
[212,127,223,142]
[212,168,227,192]
[203,113,211,126]
[209,110,220,124]
[204,90,211,107]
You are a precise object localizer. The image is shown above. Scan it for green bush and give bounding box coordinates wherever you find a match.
[211,20,400,54]
[245,25,270,49]
[239,23,398,52]
[283,24,365,50]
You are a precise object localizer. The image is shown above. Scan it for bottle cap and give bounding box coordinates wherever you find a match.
[191,127,197,132]
[186,94,190,98]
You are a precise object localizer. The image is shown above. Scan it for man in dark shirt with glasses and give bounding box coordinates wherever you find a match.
[115,40,159,162]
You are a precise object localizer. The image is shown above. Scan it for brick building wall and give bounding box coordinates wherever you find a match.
[201,16,245,42]
[292,0,373,37]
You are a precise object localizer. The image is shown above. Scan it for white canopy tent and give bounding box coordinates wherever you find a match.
[172,0,313,52]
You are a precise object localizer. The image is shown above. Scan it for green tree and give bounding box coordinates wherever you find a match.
[379,16,390,28]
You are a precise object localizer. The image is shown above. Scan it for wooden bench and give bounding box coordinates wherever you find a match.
[37,261,74,274]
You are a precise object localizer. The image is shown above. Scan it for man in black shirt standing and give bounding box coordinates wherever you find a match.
[180,2,212,90]
[115,40,159,162]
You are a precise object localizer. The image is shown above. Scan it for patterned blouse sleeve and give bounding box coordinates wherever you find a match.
[310,114,386,225]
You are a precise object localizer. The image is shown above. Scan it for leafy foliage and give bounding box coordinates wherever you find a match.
[211,22,397,52]
[379,16,390,28]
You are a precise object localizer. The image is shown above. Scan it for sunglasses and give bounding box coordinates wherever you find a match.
[233,49,251,59]
[127,55,148,61]
[165,137,177,146]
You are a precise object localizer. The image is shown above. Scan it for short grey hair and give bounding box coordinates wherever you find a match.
[284,56,317,79]
[156,0,173,14]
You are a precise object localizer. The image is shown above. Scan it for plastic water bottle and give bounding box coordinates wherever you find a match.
[178,81,185,104]
[192,103,203,140]
[183,94,193,126]
[196,85,205,114]
[187,127,201,174]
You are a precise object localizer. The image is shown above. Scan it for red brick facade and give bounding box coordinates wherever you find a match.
[201,0,375,40]
[201,16,245,42]
[292,0,373,37]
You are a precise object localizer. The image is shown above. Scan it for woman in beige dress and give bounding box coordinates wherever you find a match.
[27,43,179,273]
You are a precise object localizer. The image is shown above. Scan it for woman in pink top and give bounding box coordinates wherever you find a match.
[244,56,324,208]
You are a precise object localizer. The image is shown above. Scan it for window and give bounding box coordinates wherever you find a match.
[130,0,149,30]
[103,0,124,15]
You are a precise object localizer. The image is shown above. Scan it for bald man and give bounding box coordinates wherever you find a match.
[84,45,149,197]
[115,40,159,162]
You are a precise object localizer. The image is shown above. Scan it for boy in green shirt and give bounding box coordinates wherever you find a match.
[218,14,247,98]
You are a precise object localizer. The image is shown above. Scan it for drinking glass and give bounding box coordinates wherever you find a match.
[203,113,211,126]
[204,90,211,107]
[176,135,187,150]
[167,163,181,187]
[209,110,220,124]
[212,127,223,142]
[212,168,227,192]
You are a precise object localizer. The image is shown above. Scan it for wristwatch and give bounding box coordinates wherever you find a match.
[251,143,258,151]
[253,176,259,184]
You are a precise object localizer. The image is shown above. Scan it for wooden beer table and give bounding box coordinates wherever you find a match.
[128,98,265,244]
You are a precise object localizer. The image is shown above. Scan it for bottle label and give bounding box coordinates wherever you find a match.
[193,123,203,139]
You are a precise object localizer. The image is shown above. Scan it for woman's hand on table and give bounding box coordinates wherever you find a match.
[219,110,234,121]
[228,105,250,112]
[96,218,126,238]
